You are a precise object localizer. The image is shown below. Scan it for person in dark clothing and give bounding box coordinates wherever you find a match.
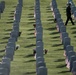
[65,3,74,25]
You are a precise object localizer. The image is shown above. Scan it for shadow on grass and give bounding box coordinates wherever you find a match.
[0,41,8,44]
[56,64,66,68]
[50,32,59,34]
[25,44,36,48]
[52,43,62,47]
[29,8,34,10]
[46,6,50,9]
[2,36,10,39]
[74,36,76,38]
[58,70,70,73]
[46,10,52,13]
[6,21,14,24]
[0,54,4,58]
[51,39,60,42]
[71,27,76,29]
[46,27,56,31]
[10,12,14,15]
[47,16,53,18]
[25,59,35,63]
[27,29,34,31]
[8,15,14,18]
[24,54,34,58]
[7,18,13,20]
[27,36,36,39]
[10,10,15,13]
[27,32,34,35]
[28,13,34,15]
[28,18,35,21]
[71,31,76,34]
[54,58,65,62]
[5,29,12,31]
[23,71,36,75]
[5,33,10,35]
[29,6,34,8]
[51,36,60,39]
[27,21,35,24]
[12,5,17,8]
[0,49,5,52]
[27,15,34,18]
[54,48,63,51]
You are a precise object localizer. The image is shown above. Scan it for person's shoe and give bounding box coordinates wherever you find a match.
[72,22,75,25]
[72,23,75,25]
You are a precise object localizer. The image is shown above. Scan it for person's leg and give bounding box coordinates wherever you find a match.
[70,17,74,25]
[65,17,69,25]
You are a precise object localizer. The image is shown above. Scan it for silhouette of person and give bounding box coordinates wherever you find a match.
[65,2,74,25]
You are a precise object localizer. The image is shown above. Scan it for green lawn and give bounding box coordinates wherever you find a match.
[0,0,76,75]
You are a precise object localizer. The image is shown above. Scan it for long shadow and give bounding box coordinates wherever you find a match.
[27,15,34,18]
[52,43,62,47]
[10,10,15,13]
[23,71,36,75]
[2,36,10,39]
[54,48,63,51]
[0,49,5,52]
[25,44,36,48]
[46,10,52,13]
[74,36,76,38]
[24,54,34,58]
[28,13,34,15]
[0,54,4,58]
[7,18,13,20]
[27,29,34,31]
[24,59,35,63]
[54,58,65,62]
[56,64,66,68]
[8,15,14,18]
[5,29,12,31]
[6,21,14,24]
[0,41,8,44]
[5,33,10,35]
[29,6,34,8]
[58,70,70,73]
[27,22,35,24]
[71,27,76,29]
[46,6,50,9]
[27,36,36,39]
[71,31,76,34]
[51,39,60,42]
[27,33,34,35]
[12,6,17,8]
[51,36,60,39]
[29,8,34,10]
[50,32,59,35]
[28,18,35,21]
[46,27,56,31]
[47,16,53,18]
[10,12,14,15]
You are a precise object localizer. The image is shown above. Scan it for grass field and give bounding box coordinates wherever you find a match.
[0,0,76,75]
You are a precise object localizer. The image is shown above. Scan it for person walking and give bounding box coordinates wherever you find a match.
[65,2,74,25]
